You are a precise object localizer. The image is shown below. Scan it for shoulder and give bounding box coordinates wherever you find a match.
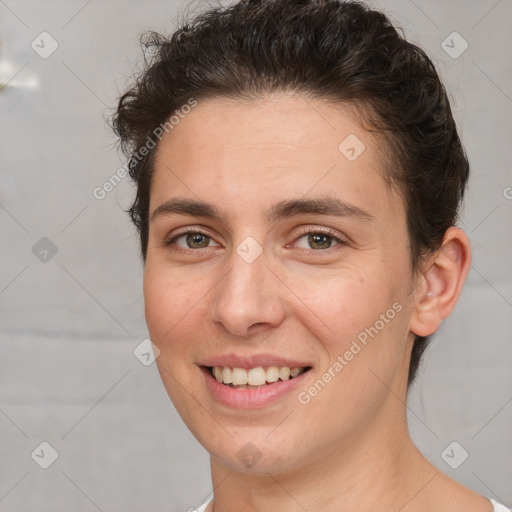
[186,493,511,512]
[185,496,511,512]
[188,497,213,512]
[489,498,511,512]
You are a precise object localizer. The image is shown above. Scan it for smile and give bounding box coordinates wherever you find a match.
[201,364,313,409]
[209,365,311,388]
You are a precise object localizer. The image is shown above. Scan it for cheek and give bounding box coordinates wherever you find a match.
[144,275,173,340]
[143,263,214,390]
[289,262,411,409]
[288,265,397,345]
[143,265,198,338]
[144,270,196,402]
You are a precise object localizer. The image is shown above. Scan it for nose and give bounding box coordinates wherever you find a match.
[210,244,286,337]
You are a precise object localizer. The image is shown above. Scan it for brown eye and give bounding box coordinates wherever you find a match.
[165,229,219,250]
[308,233,335,250]
[182,232,211,249]
[294,229,345,250]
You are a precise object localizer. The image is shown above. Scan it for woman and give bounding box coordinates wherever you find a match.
[112,1,510,510]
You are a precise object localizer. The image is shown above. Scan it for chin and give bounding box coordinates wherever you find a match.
[203,431,307,476]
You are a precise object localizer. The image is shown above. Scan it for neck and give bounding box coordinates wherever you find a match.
[208,396,439,512]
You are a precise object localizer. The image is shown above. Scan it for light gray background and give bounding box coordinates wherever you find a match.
[0,0,511,511]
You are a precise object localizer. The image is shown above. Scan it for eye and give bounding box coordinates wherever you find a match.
[164,228,220,250]
[293,228,346,250]
[162,227,346,253]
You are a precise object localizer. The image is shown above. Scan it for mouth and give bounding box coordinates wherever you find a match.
[202,365,313,389]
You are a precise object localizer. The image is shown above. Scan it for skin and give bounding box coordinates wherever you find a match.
[143,92,489,512]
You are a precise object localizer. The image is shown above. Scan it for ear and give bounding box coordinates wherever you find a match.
[409,227,472,337]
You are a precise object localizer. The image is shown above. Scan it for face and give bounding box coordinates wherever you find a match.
[144,93,418,474]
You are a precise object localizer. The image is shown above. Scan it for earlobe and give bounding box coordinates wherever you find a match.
[409,227,471,337]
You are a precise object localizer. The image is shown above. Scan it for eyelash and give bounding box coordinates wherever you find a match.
[163,226,347,254]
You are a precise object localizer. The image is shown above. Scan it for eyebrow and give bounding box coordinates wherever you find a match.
[150,196,374,223]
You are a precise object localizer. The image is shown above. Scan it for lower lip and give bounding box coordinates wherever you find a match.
[201,366,312,409]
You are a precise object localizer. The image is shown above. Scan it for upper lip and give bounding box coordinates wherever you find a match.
[200,353,312,369]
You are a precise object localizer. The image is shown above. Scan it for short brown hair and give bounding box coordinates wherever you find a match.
[111,0,470,388]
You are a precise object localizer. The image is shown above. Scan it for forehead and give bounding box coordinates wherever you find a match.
[150,93,404,223]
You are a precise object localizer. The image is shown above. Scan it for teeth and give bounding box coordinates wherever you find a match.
[266,366,280,383]
[247,367,267,386]
[222,366,233,384]
[290,367,301,378]
[232,368,248,385]
[279,367,290,380]
[213,366,223,382]
[211,365,307,387]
